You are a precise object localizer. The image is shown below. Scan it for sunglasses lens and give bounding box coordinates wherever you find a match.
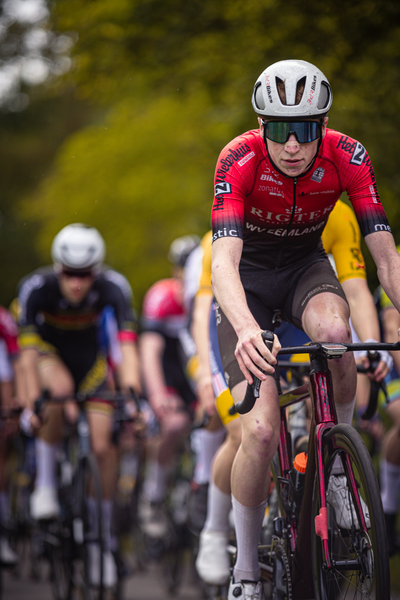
[265,121,320,144]
[62,270,93,279]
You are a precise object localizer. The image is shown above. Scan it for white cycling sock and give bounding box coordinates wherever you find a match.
[192,427,226,485]
[380,458,400,514]
[34,438,59,488]
[232,495,268,583]
[331,398,355,475]
[142,459,169,503]
[203,483,232,533]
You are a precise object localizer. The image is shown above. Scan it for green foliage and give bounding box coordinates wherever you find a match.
[20,92,233,307]
[3,0,400,305]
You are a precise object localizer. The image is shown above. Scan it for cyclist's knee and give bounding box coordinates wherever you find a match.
[242,419,279,456]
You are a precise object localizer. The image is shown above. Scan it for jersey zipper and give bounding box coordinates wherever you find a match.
[275,177,297,269]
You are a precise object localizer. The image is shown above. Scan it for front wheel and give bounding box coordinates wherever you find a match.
[311,423,390,600]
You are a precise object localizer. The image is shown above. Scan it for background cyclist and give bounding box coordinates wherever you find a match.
[17,223,141,587]
[138,235,200,542]
[0,304,23,566]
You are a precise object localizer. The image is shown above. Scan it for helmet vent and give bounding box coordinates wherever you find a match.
[276,76,305,106]
[253,82,265,111]
[318,82,330,110]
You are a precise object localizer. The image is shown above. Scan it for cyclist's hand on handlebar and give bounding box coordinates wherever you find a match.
[234,327,281,385]
[358,344,393,383]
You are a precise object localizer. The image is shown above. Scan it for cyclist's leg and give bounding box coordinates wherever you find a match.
[140,391,191,538]
[230,378,280,583]
[293,259,356,421]
[31,355,74,520]
[86,402,118,587]
[196,415,241,585]
[197,303,245,586]
[189,411,226,534]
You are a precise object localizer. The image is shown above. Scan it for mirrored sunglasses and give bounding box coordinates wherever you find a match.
[263,121,321,144]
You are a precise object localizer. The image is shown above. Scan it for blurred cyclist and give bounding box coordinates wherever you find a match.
[17,223,141,587]
[0,305,22,565]
[139,235,201,540]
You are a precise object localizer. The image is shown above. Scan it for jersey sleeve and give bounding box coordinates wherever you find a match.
[211,135,257,243]
[141,279,186,337]
[103,270,137,343]
[333,134,390,237]
[322,200,367,283]
[17,273,47,350]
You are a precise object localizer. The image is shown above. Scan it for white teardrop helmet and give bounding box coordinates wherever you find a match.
[168,235,200,268]
[52,223,106,272]
[252,59,332,119]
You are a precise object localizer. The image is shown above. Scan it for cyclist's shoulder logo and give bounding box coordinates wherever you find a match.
[336,135,367,166]
[215,182,231,196]
[311,167,325,183]
[350,142,367,166]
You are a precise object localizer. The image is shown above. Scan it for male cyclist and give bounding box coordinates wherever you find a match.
[195,202,392,586]
[0,305,22,565]
[211,59,400,600]
[17,223,141,587]
[139,235,200,540]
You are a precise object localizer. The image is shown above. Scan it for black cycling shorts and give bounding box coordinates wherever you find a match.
[216,249,347,390]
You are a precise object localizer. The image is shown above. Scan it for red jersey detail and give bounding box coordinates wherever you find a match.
[211,128,389,269]
[0,306,19,356]
[118,330,137,343]
[142,279,185,320]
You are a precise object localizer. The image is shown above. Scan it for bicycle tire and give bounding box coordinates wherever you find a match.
[311,423,390,600]
[70,454,104,600]
[46,519,73,600]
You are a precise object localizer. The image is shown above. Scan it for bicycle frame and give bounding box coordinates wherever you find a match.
[262,346,374,599]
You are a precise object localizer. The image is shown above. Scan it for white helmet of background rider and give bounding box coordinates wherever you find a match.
[251,59,332,119]
[168,235,200,268]
[51,223,106,273]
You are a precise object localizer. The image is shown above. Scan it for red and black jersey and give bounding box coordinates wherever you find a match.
[17,266,137,352]
[0,306,19,357]
[211,128,389,270]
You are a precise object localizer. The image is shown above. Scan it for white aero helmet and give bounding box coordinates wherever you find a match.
[252,59,332,119]
[168,234,200,268]
[51,223,106,271]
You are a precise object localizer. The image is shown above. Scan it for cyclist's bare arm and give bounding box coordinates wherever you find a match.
[211,236,279,384]
[366,231,400,316]
[342,277,389,381]
[19,347,41,407]
[116,340,142,394]
[381,306,400,374]
[139,330,174,414]
[18,347,42,430]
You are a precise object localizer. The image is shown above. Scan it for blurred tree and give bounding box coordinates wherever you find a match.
[20,93,233,306]
[3,0,400,306]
